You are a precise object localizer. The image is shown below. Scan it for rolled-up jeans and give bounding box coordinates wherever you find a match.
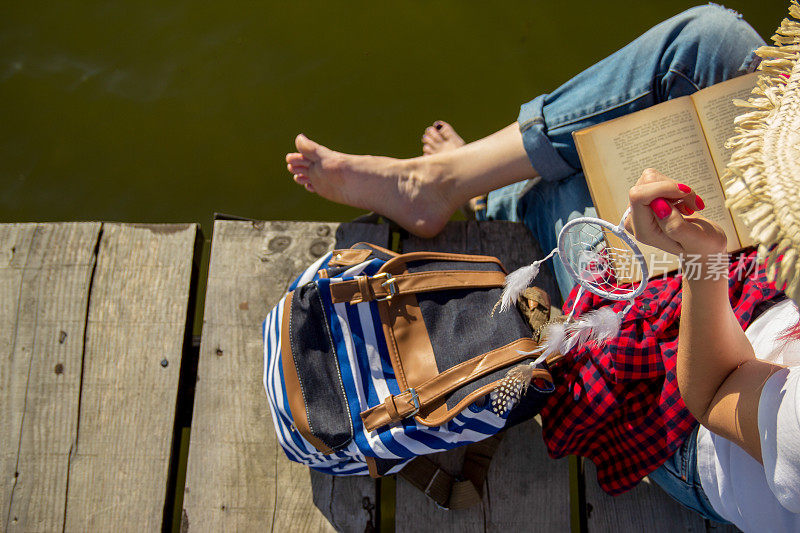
[476,3,764,298]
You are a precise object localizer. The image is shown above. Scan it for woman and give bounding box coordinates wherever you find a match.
[625,169,800,530]
[285,4,800,529]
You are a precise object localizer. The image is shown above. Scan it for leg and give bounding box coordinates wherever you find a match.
[479,4,764,295]
[286,122,536,238]
[523,4,765,177]
[286,5,763,244]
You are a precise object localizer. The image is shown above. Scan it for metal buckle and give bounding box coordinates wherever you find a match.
[403,387,420,416]
[373,272,397,301]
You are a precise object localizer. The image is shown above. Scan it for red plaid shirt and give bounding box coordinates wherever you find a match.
[539,250,782,495]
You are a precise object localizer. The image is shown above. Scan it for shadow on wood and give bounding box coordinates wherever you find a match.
[310,471,377,532]
[584,460,707,532]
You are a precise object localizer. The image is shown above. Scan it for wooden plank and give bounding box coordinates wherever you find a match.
[63,223,198,531]
[183,221,388,532]
[584,461,707,532]
[1,223,196,532]
[395,221,570,532]
[1,223,101,532]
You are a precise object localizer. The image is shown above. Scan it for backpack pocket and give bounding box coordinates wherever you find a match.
[282,281,354,454]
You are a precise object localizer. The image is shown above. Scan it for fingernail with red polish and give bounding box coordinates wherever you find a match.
[651,198,672,219]
[677,183,691,193]
[695,195,705,210]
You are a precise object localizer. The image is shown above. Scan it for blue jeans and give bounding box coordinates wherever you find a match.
[648,426,731,524]
[476,3,764,297]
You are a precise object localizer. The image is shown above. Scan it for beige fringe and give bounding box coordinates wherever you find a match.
[722,0,800,302]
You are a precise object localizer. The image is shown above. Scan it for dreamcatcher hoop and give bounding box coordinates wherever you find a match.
[491,206,653,414]
[557,208,649,301]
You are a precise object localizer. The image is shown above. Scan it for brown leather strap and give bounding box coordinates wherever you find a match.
[380,251,506,275]
[329,270,506,304]
[399,433,504,509]
[361,338,539,431]
[545,351,566,367]
[328,248,372,267]
[352,242,399,258]
[328,242,399,268]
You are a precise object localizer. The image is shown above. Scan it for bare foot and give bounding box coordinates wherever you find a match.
[421,121,486,217]
[422,120,465,154]
[286,134,459,238]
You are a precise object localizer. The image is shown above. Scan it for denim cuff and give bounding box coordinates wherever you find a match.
[518,95,577,183]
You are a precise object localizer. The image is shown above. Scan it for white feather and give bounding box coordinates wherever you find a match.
[537,321,568,359]
[517,347,549,367]
[583,306,623,344]
[563,306,623,352]
[500,262,541,312]
[564,319,593,352]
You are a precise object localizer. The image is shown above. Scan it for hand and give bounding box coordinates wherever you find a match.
[624,169,726,257]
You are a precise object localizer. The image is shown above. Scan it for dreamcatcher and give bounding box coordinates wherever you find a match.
[491,207,650,415]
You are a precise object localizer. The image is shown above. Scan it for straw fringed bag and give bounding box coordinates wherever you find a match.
[723,0,800,300]
[262,242,558,509]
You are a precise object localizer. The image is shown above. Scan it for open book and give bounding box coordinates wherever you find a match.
[573,72,757,278]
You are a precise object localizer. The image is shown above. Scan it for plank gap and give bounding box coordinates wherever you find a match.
[569,456,587,533]
[164,228,205,532]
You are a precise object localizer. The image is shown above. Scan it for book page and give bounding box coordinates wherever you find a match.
[574,96,739,278]
[692,72,758,247]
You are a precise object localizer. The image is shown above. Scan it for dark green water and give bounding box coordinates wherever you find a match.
[1,1,788,234]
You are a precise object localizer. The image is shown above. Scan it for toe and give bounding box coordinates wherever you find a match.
[436,121,453,138]
[292,173,316,193]
[286,152,310,165]
[287,162,310,175]
[425,126,444,143]
[287,158,310,170]
[434,121,465,146]
[295,134,322,161]
[423,145,434,155]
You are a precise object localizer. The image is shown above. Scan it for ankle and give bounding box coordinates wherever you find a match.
[412,153,466,205]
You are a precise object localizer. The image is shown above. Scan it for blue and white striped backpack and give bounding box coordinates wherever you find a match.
[262,242,557,508]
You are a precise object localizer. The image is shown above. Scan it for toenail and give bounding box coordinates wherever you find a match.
[435,123,443,130]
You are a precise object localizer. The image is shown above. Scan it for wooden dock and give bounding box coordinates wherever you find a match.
[1,220,737,532]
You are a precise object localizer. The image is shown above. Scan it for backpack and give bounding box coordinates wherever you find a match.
[262,242,558,508]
